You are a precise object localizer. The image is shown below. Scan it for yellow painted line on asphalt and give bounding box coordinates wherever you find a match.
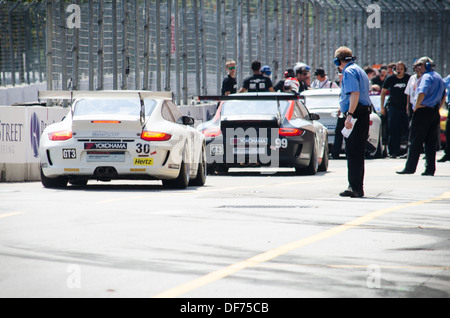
[0,212,23,219]
[97,177,339,204]
[153,190,450,298]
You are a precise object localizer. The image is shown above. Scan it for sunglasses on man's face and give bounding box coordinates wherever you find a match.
[228,66,236,70]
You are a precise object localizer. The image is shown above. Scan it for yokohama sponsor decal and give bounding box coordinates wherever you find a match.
[84,142,127,150]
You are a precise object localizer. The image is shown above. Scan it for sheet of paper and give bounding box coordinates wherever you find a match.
[341,117,358,138]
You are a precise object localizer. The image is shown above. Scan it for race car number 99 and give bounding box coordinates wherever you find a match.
[275,138,288,149]
[62,149,76,159]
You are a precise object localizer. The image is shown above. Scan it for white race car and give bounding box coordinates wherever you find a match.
[38,91,206,189]
[301,88,383,158]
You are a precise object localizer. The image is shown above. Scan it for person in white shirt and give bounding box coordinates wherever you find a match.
[311,68,339,89]
[404,62,422,119]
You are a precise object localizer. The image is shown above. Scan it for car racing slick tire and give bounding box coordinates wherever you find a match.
[189,147,207,187]
[162,160,190,189]
[295,145,318,175]
[40,166,68,188]
[318,137,329,172]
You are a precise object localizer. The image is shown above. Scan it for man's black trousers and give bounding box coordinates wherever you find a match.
[345,106,370,193]
[405,106,440,173]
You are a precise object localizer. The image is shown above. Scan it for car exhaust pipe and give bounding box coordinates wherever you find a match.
[94,166,118,177]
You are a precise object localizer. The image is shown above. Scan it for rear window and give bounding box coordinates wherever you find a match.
[221,100,290,116]
[74,98,157,116]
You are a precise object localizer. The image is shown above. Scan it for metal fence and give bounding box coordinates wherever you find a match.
[1,0,449,105]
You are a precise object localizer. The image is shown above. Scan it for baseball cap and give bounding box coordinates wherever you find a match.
[261,65,272,76]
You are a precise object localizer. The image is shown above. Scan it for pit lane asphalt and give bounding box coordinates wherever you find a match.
[0,150,449,298]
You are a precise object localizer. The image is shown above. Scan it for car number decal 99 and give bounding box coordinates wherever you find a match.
[274,138,288,149]
[134,158,154,166]
[62,149,76,159]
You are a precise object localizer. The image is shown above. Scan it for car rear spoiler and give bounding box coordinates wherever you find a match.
[38,90,174,102]
[38,90,174,127]
[197,94,305,102]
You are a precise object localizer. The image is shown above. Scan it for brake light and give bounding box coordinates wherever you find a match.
[91,120,121,124]
[279,128,304,137]
[202,128,222,138]
[141,131,172,141]
[48,130,73,141]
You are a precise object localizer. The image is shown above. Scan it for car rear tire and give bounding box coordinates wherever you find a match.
[295,145,317,175]
[189,147,207,187]
[318,138,329,172]
[162,160,189,189]
[40,166,68,188]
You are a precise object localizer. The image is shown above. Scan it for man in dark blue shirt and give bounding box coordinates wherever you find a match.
[397,57,446,176]
[335,46,371,198]
[239,61,275,93]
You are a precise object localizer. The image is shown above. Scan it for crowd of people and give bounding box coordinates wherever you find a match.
[220,50,449,196]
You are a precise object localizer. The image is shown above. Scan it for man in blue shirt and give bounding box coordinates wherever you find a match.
[397,57,446,176]
[335,46,371,198]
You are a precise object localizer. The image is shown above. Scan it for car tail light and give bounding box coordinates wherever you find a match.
[141,131,172,141]
[202,128,222,138]
[91,120,121,124]
[48,130,73,141]
[279,128,304,137]
[369,120,373,126]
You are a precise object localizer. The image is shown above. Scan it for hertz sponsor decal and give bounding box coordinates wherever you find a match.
[133,158,153,166]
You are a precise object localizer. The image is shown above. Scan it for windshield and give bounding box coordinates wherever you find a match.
[74,98,157,117]
[304,95,339,108]
[221,100,290,116]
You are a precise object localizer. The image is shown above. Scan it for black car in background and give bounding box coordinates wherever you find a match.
[197,93,329,175]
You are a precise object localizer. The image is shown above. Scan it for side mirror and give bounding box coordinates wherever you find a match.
[180,116,195,126]
[309,113,320,121]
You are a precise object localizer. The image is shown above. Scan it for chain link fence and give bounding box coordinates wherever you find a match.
[1,0,449,105]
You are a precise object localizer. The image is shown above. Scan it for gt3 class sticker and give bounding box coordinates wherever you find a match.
[62,149,76,159]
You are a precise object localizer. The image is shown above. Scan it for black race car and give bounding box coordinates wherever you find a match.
[197,93,329,175]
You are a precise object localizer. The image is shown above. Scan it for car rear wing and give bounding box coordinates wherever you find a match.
[38,90,174,127]
[38,90,174,102]
[197,94,305,102]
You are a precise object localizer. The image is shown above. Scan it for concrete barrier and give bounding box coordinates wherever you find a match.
[0,106,69,182]
[0,83,47,106]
